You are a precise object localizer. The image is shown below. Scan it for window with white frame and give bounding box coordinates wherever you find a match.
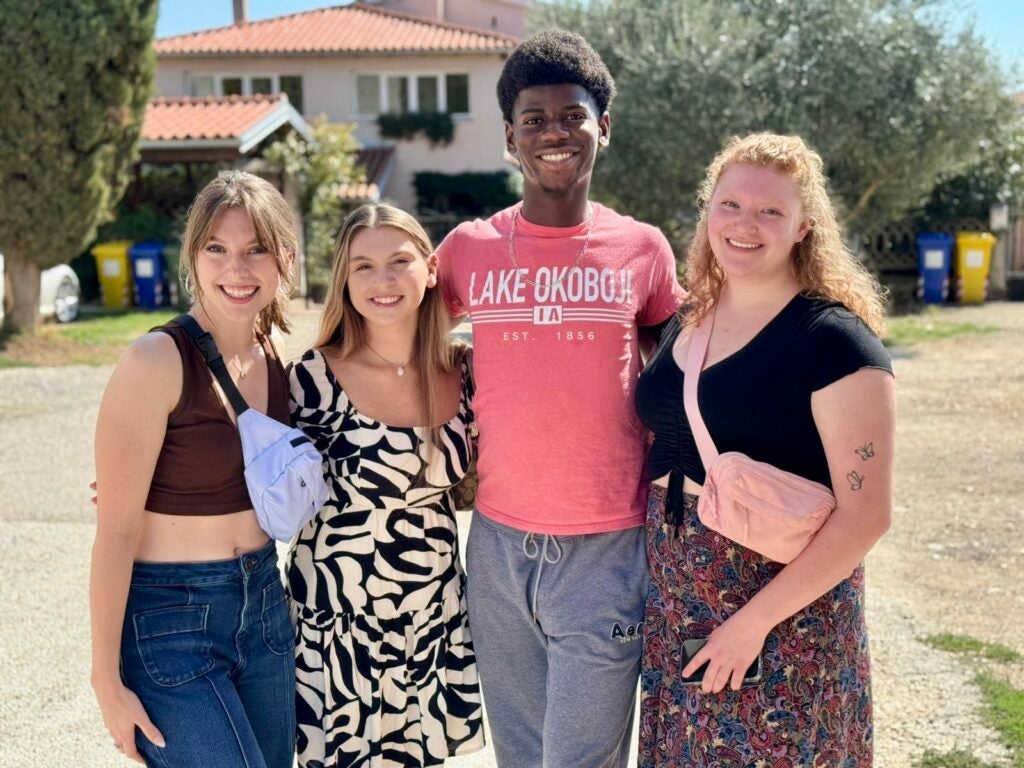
[251,76,273,95]
[185,74,304,112]
[356,75,381,114]
[222,77,243,96]
[188,75,215,97]
[354,73,470,116]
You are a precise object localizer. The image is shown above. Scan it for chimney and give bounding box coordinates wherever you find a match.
[233,0,247,25]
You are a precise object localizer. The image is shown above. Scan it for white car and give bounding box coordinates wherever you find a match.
[0,254,81,324]
[39,264,81,323]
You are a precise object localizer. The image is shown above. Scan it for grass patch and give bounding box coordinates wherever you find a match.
[924,634,1024,767]
[917,750,1000,768]
[55,310,177,346]
[0,309,176,367]
[883,309,998,347]
[978,673,1024,767]
[0,357,34,369]
[924,633,1022,664]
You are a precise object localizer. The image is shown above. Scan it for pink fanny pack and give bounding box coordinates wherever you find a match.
[682,309,836,563]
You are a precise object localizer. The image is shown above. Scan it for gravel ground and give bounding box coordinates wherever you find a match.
[0,302,1021,767]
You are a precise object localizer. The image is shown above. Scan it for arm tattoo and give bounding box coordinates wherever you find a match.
[854,442,875,461]
[846,470,865,491]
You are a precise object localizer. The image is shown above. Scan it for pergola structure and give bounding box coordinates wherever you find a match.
[140,93,312,163]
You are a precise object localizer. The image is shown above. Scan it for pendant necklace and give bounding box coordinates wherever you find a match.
[365,342,409,377]
[230,344,260,380]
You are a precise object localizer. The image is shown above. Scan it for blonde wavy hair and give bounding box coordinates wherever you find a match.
[684,133,886,335]
[180,171,296,336]
[315,204,460,451]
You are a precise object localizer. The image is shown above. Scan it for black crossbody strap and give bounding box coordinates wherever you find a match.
[171,314,251,416]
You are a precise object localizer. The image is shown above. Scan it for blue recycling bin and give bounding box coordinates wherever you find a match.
[129,242,168,309]
[915,232,953,304]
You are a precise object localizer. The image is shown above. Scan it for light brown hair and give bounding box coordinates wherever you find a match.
[315,204,460,452]
[684,133,886,335]
[180,170,297,336]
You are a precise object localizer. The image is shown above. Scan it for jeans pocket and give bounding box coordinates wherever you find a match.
[133,605,214,687]
[261,580,295,656]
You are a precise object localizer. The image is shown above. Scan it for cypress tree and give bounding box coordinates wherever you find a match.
[0,1,156,333]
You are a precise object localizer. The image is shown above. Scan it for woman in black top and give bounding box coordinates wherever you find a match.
[635,133,894,767]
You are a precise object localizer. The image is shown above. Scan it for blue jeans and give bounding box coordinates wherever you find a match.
[120,541,296,768]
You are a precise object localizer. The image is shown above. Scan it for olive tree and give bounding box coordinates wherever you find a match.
[534,0,1022,247]
[0,1,156,334]
[265,116,364,290]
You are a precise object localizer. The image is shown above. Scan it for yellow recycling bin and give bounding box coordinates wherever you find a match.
[954,232,996,304]
[91,241,133,310]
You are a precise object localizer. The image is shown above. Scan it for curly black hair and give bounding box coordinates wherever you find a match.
[497,30,616,123]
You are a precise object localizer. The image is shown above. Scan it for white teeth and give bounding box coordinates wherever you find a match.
[727,239,760,250]
[222,286,257,298]
[541,152,572,162]
[372,296,400,305]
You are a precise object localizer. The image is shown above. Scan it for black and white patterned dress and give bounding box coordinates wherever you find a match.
[286,349,484,768]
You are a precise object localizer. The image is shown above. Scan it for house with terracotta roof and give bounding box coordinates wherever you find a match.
[140,93,312,163]
[152,0,524,211]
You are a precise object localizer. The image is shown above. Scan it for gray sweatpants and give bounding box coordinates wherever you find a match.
[465,512,648,768]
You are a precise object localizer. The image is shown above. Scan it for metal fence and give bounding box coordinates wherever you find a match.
[858,217,988,273]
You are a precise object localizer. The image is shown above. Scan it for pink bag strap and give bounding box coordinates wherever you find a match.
[682,308,720,468]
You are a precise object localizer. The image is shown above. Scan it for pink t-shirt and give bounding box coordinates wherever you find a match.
[437,203,685,534]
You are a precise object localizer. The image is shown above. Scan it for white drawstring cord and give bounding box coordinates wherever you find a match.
[522,532,563,623]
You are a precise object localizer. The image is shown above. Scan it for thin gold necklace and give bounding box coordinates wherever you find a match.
[364,341,409,377]
[508,202,595,287]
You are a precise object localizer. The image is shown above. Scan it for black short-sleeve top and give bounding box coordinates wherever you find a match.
[635,294,892,499]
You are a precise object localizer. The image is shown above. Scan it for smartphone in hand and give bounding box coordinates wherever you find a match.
[680,638,762,686]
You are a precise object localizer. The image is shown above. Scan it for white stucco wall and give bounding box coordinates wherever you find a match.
[442,0,527,38]
[155,53,512,210]
[370,0,528,37]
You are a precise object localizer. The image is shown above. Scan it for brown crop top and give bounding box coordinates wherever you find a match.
[144,322,291,515]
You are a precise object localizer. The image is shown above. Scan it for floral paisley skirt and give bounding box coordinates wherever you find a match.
[639,485,873,768]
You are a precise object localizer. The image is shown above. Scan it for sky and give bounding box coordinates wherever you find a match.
[156,0,1024,73]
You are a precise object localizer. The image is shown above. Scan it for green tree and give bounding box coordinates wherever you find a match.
[265,116,364,289]
[534,0,1022,248]
[0,1,157,333]
[919,117,1024,224]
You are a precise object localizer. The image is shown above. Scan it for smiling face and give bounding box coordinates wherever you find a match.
[345,225,437,332]
[505,83,610,198]
[707,163,812,284]
[194,206,282,325]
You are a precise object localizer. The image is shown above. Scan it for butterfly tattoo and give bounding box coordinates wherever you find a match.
[854,443,875,461]
[847,470,865,491]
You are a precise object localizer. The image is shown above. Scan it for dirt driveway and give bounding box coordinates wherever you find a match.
[0,302,1021,767]
[878,302,1023,654]
[867,302,1024,764]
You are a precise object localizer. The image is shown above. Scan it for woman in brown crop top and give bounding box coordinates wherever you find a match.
[90,172,298,767]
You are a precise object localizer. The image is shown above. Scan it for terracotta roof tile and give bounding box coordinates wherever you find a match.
[142,94,287,142]
[339,146,396,201]
[154,3,518,57]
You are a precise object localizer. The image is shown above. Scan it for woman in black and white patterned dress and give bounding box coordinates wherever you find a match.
[286,204,484,768]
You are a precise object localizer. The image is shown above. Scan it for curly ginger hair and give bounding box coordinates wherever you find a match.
[683,133,886,335]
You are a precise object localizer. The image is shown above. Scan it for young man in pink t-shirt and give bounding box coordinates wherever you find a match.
[436,30,684,767]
